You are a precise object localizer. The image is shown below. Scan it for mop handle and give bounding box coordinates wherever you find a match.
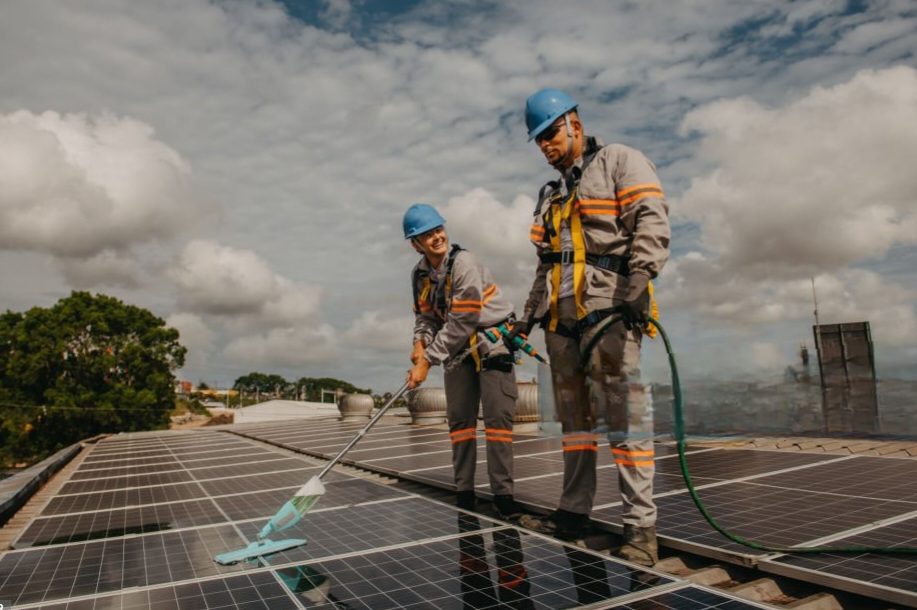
[316,381,412,481]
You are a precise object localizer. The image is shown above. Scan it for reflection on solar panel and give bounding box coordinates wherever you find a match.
[2,418,916,608]
[278,521,673,608]
[232,418,917,607]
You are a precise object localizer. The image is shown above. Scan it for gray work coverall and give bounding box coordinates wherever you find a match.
[413,248,518,496]
[522,137,670,527]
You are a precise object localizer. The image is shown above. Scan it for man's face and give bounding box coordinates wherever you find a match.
[412,226,448,259]
[535,115,580,168]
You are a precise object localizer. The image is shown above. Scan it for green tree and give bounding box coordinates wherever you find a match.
[233,372,289,397]
[0,292,186,467]
[293,377,372,402]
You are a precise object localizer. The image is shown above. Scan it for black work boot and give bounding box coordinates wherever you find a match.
[456,490,477,511]
[492,495,523,521]
[553,509,589,541]
[617,525,658,566]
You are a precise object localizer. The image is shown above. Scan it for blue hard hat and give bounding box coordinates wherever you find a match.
[525,88,578,141]
[403,203,446,240]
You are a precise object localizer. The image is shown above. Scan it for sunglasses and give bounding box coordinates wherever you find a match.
[536,120,566,143]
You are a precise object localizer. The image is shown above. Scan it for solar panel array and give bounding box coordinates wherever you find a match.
[229,417,917,608]
[0,427,781,609]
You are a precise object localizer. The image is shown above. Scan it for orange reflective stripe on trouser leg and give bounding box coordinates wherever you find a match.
[562,432,598,452]
[450,427,477,444]
[485,427,513,443]
[612,446,654,467]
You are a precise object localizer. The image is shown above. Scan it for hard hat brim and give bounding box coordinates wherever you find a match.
[526,104,578,141]
[404,222,445,240]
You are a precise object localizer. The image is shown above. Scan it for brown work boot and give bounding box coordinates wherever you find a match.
[616,525,658,566]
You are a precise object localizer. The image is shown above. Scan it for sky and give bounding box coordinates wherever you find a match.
[1,0,915,393]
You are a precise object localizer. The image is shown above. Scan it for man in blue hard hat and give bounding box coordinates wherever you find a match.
[402,203,523,521]
[507,89,670,566]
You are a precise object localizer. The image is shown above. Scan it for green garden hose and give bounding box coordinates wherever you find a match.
[581,314,917,555]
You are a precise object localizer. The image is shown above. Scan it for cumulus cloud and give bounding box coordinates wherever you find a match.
[57,250,145,289]
[678,66,917,278]
[224,325,339,368]
[439,188,538,309]
[665,257,917,346]
[166,312,215,371]
[342,311,414,353]
[170,239,322,322]
[0,111,200,263]
[318,0,352,30]
[168,239,336,370]
[2,1,915,385]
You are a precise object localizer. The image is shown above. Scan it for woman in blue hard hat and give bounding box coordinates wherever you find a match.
[403,203,523,521]
[506,89,671,566]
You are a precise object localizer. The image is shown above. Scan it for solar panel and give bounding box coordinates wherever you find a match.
[216,478,408,522]
[761,514,917,607]
[0,524,247,606]
[34,571,301,609]
[14,497,226,548]
[274,523,673,608]
[239,497,505,567]
[58,469,195,495]
[623,482,915,553]
[68,461,185,480]
[5,416,915,608]
[40,480,210,516]
[748,455,917,503]
[608,584,775,609]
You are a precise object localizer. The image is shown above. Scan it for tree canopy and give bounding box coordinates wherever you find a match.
[0,292,186,468]
[232,372,371,402]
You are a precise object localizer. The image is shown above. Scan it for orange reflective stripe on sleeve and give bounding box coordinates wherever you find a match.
[482,284,498,304]
[450,297,483,313]
[577,198,619,216]
[530,224,546,242]
[616,183,664,207]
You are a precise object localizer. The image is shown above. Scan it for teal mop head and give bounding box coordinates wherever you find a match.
[214,477,325,565]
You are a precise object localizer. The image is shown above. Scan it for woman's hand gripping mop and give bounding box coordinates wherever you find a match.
[214,382,411,565]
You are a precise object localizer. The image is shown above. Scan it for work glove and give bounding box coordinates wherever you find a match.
[616,272,650,331]
[410,340,425,364]
[503,317,535,352]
